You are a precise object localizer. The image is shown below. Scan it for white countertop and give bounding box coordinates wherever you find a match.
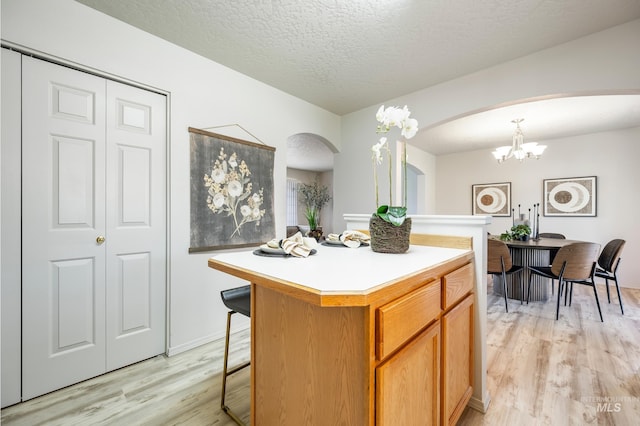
[209,243,470,294]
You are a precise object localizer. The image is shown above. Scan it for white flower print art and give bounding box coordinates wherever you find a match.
[190,128,275,252]
[203,147,265,238]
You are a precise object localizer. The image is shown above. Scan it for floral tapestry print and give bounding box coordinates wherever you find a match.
[204,147,264,237]
[189,128,275,252]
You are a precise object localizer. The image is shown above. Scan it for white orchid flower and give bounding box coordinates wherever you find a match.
[385,106,404,128]
[401,118,419,139]
[401,105,411,120]
[376,105,386,123]
[371,104,419,214]
[371,137,387,164]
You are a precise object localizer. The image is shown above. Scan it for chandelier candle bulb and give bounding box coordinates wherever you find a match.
[492,118,547,163]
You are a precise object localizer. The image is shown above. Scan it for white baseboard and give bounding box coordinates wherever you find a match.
[468,391,491,413]
[166,333,220,357]
[166,323,250,357]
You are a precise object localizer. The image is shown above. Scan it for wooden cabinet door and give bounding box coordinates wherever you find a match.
[376,321,440,426]
[441,294,474,426]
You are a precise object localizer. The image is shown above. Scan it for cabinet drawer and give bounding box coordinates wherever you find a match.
[377,280,441,360]
[442,262,474,310]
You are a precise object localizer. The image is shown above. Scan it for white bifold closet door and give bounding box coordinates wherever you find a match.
[21,56,167,400]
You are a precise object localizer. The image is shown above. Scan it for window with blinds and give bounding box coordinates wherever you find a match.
[286,178,299,226]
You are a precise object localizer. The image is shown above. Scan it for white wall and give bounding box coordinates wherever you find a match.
[336,19,640,288]
[437,127,640,288]
[406,143,436,214]
[401,18,640,133]
[1,0,341,355]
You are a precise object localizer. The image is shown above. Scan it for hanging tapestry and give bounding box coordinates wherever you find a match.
[189,127,276,252]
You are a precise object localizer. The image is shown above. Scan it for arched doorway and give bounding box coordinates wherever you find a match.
[286,133,337,236]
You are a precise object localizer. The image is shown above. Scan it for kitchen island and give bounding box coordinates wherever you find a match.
[209,241,475,425]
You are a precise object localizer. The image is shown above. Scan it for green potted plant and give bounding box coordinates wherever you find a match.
[298,181,332,240]
[500,224,532,241]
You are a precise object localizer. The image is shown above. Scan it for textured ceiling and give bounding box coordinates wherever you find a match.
[75,0,640,165]
[75,0,640,115]
[287,133,334,172]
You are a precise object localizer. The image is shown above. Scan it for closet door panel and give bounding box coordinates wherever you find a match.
[105,79,166,371]
[21,56,107,400]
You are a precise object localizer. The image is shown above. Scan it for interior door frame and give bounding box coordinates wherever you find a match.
[1,46,24,407]
[1,40,172,362]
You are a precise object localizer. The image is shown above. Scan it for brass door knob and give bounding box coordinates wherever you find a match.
[96,236,106,244]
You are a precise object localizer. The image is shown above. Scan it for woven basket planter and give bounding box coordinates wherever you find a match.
[307,228,323,241]
[369,215,412,253]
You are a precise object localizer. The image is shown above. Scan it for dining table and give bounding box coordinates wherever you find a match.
[491,236,585,302]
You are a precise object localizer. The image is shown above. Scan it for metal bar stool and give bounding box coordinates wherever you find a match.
[220,285,251,425]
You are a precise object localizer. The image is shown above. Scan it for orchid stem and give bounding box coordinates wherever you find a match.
[387,144,392,206]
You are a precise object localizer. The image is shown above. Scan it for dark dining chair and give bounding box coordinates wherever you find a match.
[220,285,251,425]
[487,239,524,312]
[527,242,601,321]
[538,233,566,295]
[593,239,626,314]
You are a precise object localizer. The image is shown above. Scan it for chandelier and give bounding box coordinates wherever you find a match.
[492,119,546,163]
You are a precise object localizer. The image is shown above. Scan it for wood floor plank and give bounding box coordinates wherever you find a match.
[1,330,251,426]
[459,283,640,425]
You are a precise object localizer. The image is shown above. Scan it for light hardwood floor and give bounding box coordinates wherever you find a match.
[1,330,251,426]
[459,281,640,426]
[2,283,639,426]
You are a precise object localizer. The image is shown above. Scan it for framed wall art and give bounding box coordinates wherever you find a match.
[543,176,597,217]
[189,127,276,252]
[472,182,511,216]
